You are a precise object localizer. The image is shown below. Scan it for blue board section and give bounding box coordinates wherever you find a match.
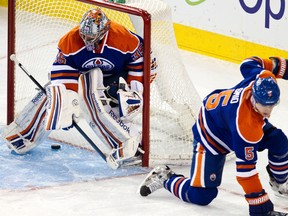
[0,127,149,190]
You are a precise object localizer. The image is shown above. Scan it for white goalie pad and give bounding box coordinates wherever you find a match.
[78,68,142,164]
[109,132,142,162]
[45,83,80,130]
[2,91,49,154]
[117,77,143,121]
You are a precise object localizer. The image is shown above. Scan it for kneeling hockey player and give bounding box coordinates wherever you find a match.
[139,56,288,216]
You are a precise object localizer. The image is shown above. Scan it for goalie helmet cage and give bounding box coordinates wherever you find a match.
[7,0,202,167]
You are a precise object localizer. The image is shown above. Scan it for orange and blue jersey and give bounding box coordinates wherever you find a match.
[192,56,288,194]
[50,21,144,94]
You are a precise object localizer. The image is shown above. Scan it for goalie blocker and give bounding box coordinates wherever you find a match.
[2,68,143,169]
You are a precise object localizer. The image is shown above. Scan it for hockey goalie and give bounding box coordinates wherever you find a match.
[2,8,157,169]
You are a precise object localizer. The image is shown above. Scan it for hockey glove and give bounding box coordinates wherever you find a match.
[117,77,143,121]
[245,189,274,216]
[269,57,288,79]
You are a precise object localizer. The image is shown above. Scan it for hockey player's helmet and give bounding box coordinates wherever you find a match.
[252,76,280,106]
[79,8,110,51]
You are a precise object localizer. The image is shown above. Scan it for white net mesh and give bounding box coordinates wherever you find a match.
[11,0,201,166]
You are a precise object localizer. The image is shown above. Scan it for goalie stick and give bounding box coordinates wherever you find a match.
[9,54,119,169]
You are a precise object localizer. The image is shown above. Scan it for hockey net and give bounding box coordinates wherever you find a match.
[7,0,202,166]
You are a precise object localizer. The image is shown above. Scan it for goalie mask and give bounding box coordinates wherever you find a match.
[79,8,111,51]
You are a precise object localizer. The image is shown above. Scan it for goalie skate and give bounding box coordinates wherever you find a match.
[109,143,144,168]
[118,152,142,168]
[138,165,174,197]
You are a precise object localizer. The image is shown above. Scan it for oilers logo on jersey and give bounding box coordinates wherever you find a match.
[82,57,114,71]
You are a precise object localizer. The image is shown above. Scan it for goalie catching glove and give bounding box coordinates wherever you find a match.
[117,77,143,121]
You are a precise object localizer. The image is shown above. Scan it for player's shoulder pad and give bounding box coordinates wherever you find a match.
[106,21,141,53]
[58,26,85,55]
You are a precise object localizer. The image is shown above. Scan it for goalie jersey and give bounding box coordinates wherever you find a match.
[192,56,288,194]
[50,21,146,96]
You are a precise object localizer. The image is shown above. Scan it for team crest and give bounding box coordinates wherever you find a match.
[210,173,216,181]
[82,57,114,71]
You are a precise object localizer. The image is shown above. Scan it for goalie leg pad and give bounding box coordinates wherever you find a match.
[2,91,50,154]
[79,69,130,143]
[109,131,142,162]
[78,68,141,163]
[45,83,80,130]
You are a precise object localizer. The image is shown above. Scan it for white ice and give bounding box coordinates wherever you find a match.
[0,7,287,216]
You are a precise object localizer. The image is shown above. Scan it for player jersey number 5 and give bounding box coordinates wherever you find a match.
[205,89,234,110]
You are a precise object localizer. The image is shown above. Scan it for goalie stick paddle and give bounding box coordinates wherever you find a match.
[10,54,119,169]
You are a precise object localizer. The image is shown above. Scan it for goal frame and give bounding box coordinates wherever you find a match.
[7,0,152,167]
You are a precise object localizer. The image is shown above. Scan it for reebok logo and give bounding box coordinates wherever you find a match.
[109,110,130,134]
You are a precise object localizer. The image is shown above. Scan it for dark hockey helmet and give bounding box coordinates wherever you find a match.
[252,75,280,106]
[79,8,110,51]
